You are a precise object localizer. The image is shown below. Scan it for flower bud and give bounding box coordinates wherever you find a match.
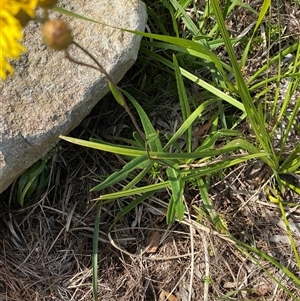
[43,20,73,50]
[38,0,58,8]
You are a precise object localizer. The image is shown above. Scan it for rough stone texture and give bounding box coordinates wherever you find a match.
[0,0,147,193]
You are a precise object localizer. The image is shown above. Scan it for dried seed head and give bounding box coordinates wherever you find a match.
[43,20,73,50]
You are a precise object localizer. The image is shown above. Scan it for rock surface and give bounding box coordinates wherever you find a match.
[0,0,147,193]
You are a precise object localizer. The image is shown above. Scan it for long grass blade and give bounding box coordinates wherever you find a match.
[210,0,276,165]
[197,178,227,232]
[173,54,192,152]
[166,163,184,223]
[122,89,163,152]
[92,203,102,301]
[98,181,170,201]
[91,155,152,192]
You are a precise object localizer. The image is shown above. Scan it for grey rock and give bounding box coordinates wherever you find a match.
[0,0,147,193]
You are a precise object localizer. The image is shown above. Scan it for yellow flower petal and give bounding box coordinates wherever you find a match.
[0,0,38,79]
[2,0,38,17]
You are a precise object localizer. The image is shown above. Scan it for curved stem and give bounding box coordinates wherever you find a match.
[64,42,145,140]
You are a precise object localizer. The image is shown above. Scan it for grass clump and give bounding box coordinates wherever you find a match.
[58,1,300,299]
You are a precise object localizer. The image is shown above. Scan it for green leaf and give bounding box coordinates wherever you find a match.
[133,132,146,148]
[99,181,169,201]
[169,0,199,36]
[182,153,269,181]
[141,50,243,111]
[197,178,227,233]
[166,163,185,223]
[281,176,300,196]
[17,160,46,206]
[108,191,154,231]
[210,0,275,165]
[122,89,163,152]
[194,129,241,153]
[92,203,101,301]
[279,151,300,174]
[241,0,271,66]
[146,6,169,36]
[173,54,192,152]
[278,198,300,269]
[234,238,300,296]
[60,135,146,157]
[164,99,217,151]
[61,135,270,163]
[123,165,154,190]
[160,0,179,37]
[91,155,153,192]
[249,43,300,84]
[109,82,125,106]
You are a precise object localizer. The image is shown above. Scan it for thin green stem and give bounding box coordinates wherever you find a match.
[65,42,146,140]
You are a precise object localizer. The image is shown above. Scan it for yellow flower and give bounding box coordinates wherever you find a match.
[5,0,37,17]
[0,0,38,79]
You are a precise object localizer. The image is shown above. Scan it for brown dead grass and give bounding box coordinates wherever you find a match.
[1,1,300,300]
